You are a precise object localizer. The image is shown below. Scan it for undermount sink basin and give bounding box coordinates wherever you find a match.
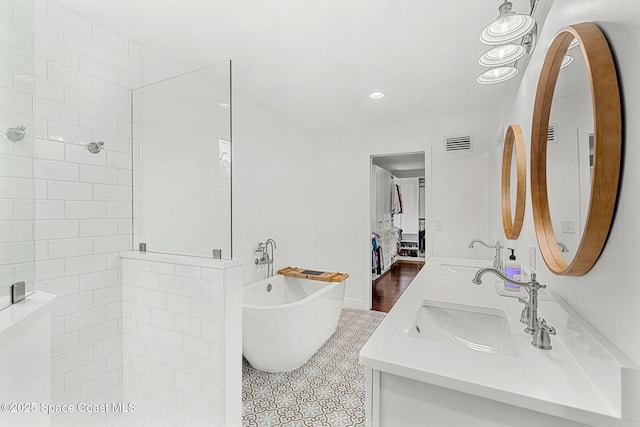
[408,300,519,357]
[438,264,482,274]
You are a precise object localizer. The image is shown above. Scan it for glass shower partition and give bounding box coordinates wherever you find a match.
[0,0,35,310]
[132,61,232,259]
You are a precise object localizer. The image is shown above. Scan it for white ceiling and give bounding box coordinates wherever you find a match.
[56,0,532,132]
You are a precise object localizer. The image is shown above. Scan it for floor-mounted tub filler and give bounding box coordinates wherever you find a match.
[242,267,348,372]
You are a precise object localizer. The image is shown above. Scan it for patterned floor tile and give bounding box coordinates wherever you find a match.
[243,308,386,427]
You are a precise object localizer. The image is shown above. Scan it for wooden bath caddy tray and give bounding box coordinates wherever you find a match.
[277,267,349,282]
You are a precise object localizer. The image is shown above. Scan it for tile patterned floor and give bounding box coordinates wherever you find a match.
[242,308,387,427]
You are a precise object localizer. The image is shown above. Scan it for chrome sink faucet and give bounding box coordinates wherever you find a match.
[472,268,556,350]
[469,239,504,271]
[557,241,569,253]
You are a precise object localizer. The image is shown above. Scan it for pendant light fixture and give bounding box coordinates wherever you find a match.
[479,44,526,67]
[477,66,519,85]
[480,1,536,45]
[476,0,537,84]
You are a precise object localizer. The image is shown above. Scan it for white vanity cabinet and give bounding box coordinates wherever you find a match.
[365,369,588,427]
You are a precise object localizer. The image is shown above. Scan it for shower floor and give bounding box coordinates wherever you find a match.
[242,308,386,427]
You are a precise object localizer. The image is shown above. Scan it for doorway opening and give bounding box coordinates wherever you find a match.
[370,152,427,312]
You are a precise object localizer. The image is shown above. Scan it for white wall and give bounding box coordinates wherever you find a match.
[309,111,500,308]
[495,0,640,366]
[31,1,141,425]
[232,96,321,284]
[234,102,500,307]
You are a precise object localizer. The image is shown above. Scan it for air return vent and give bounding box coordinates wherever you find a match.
[445,135,472,152]
[547,123,557,143]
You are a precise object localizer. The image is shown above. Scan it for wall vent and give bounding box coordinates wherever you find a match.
[547,123,557,143]
[445,135,472,152]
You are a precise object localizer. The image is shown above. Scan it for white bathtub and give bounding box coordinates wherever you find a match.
[242,274,346,372]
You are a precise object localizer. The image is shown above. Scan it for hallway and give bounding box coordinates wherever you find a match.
[371,260,425,312]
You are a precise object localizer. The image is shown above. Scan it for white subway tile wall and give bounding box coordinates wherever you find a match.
[0,0,36,304]
[32,1,140,426]
[122,256,242,427]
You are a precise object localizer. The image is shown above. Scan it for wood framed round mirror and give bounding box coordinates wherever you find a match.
[502,124,526,240]
[530,22,621,276]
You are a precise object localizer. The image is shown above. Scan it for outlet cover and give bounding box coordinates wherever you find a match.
[562,220,576,234]
[529,246,536,271]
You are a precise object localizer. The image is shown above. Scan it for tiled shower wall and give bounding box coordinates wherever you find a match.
[32,1,141,425]
[0,0,35,304]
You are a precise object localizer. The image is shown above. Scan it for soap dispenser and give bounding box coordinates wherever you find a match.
[504,248,522,291]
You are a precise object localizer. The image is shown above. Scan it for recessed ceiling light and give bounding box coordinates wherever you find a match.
[479,44,526,67]
[369,92,385,99]
[477,66,519,84]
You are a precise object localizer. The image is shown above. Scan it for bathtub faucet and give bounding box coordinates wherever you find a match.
[255,239,277,278]
[265,238,277,277]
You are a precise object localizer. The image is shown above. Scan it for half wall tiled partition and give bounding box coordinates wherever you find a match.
[121,251,242,426]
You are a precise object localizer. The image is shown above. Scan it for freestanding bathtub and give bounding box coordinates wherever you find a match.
[242,273,346,372]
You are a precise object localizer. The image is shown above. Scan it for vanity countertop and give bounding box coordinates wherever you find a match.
[359,257,628,426]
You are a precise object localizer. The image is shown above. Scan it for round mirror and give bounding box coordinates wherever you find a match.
[546,35,592,263]
[501,124,526,240]
[531,22,621,276]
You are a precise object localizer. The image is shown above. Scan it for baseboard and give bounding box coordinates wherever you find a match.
[343,298,365,310]
[397,256,426,263]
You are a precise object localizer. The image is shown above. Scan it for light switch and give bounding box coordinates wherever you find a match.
[435,220,444,232]
[529,246,536,272]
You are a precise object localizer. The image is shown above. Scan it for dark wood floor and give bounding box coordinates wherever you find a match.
[372,260,425,312]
